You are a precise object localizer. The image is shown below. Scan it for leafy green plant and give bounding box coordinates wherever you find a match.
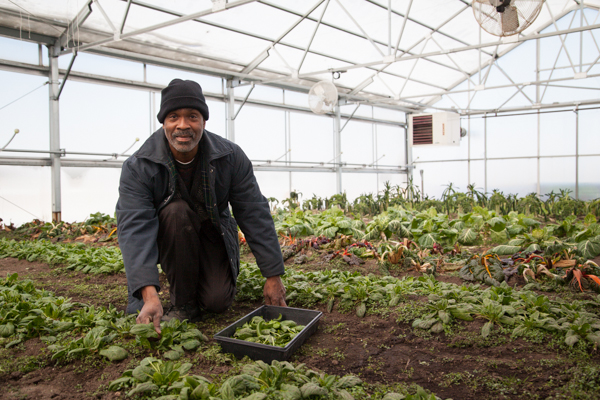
[233,314,304,347]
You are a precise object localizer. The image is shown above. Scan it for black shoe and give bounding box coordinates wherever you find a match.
[161,303,203,322]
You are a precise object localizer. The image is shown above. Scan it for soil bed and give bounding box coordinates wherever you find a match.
[1,242,599,399]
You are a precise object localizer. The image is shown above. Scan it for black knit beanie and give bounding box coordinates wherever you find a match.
[157,79,209,123]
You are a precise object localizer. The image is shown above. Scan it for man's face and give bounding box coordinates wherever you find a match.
[163,108,205,159]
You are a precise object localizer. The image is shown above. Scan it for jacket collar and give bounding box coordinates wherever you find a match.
[135,128,232,165]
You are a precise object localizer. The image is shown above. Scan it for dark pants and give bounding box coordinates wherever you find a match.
[157,199,235,313]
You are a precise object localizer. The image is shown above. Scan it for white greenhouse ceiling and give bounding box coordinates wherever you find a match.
[0,0,599,113]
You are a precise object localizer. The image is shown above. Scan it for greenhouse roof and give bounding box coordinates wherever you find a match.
[0,0,599,113]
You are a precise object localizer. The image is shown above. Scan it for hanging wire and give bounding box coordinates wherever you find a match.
[0,82,49,112]
[7,0,63,35]
[0,195,40,219]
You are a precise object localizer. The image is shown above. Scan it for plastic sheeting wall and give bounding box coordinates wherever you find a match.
[0,35,407,226]
[412,108,600,201]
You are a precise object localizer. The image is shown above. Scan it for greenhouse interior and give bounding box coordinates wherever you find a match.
[1,0,600,399]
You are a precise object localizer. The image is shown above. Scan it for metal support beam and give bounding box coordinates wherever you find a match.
[56,51,77,101]
[61,0,257,55]
[575,108,579,200]
[48,45,62,223]
[232,83,255,120]
[405,114,412,194]
[334,103,342,194]
[59,0,93,49]
[227,79,236,142]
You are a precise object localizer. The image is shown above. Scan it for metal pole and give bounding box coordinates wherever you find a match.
[48,45,62,223]
[227,79,235,143]
[151,91,156,133]
[285,108,292,195]
[575,107,579,200]
[536,38,541,197]
[537,111,541,196]
[420,169,424,200]
[467,114,471,185]
[334,103,342,194]
[483,113,487,194]
[405,113,413,200]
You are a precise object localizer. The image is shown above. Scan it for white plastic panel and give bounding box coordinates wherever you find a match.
[289,112,333,164]
[342,173,378,201]
[417,161,469,199]
[579,156,600,200]
[0,166,51,226]
[487,158,537,196]
[253,171,290,203]
[341,120,374,165]
[0,70,50,153]
[540,111,576,157]
[0,36,39,64]
[486,113,538,159]
[468,116,486,160]
[539,157,576,196]
[578,108,600,156]
[375,124,405,167]
[61,167,121,223]
[291,172,337,200]
[234,104,286,161]
[60,81,149,156]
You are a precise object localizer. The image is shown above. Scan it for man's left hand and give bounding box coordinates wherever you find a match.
[264,275,286,306]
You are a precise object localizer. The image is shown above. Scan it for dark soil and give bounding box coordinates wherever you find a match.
[1,243,599,399]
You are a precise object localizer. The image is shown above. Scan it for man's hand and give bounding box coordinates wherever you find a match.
[264,275,286,307]
[136,286,163,335]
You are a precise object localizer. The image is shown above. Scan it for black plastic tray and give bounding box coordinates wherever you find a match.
[214,305,322,362]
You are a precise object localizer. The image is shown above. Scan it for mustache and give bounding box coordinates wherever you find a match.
[172,129,194,138]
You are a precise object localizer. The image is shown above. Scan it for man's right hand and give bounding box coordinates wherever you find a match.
[136,286,163,335]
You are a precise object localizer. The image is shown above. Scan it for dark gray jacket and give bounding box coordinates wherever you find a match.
[116,128,284,313]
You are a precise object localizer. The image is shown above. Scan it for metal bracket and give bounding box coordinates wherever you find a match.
[56,51,78,101]
[233,82,255,120]
[339,103,361,133]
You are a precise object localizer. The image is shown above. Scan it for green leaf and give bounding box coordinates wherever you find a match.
[280,384,302,400]
[487,245,521,256]
[182,339,201,350]
[0,323,15,338]
[128,382,158,397]
[458,228,478,245]
[438,310,451,324]
[586,333,600,346]
[335,375,362,389]
[577,239,600,259]
[300,383,328,398]
[430,321,444,334]
[585,214,597,226]
[132,365,152,382]
[241,393,268,400]
[130,324,159,338]
[417,233,436,248]
[481,321,493,338]
[356,303,366,318]
[565,333,579,347]
[163,349,182,360]
[219,381,236,400]
[381,394,405,400]
[487,217,506,232]
[99,346,128,361]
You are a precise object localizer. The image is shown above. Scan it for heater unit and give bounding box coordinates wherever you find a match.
[408,112,461,146]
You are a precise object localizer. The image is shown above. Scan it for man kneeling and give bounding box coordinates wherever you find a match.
[116,79,286,333]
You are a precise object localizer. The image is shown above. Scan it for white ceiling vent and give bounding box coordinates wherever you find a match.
[408,112,461,147]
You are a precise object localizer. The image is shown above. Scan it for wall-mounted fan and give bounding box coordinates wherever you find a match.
[473,0,544,37]
[308,80,338,114]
